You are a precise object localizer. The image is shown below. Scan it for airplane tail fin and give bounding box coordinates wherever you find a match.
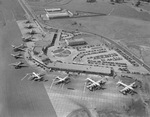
[11,45,15,48]
[55,76,61,80]
[11,54,15,56]
[9,63,13,66]
[116,79,122,84]
[85,78,90,80]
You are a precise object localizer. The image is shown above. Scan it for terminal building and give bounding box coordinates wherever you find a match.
[48,62,114,76]
[30,53,114,76]
[45,8,73,19]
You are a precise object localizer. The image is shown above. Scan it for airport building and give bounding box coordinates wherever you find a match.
[66,38,88,46]
[31,54,113,76]
[48,62,114,76]
[45,8,62,12]
[45,8,73,19]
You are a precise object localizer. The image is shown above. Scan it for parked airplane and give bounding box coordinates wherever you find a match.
[22,36,35,42]
[110,0,126,4]
[21,72,48,82]
[54,75,71,85]
[9,61,28,69]
[85,77,106,91]
[26,30,39,35]
[24,25,35,29]
[11,53,24,59]
[117,80,137,95]
[11,44,27,52]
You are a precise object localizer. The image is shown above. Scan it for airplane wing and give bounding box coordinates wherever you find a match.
[86,78,96,84]
[55,80,62,83]
[86,78,99,88]
[120,85,135,92]
[117,81,127,87]
[9,62,21,66]
[18,48,26,51]
[120,87,129,92]
[55,76,62,80]
[39,73,45,77]
[97,78,105,84]
[18,61,24,65]
[13,48,26,52]
[55,76,68,83]
[54,79,65,84]
[86,83,97,88]
[33,72,43,79]
[129,82,135,87]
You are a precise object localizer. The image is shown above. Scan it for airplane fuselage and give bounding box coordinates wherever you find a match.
[13,47,26,52]
[22,38,33,42]
[14,56,24,59]
[14,65,25,69]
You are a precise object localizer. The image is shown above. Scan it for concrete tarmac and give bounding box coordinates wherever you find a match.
[0,0,57,117]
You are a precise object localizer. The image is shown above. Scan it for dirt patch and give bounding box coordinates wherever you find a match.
[125,99,147,117]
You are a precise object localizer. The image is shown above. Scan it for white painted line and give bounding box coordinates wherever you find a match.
[107,8,114,16]
[83,82,87,93]
[21,74,29,81]
[11,10,16,21]
[49,79,55,90]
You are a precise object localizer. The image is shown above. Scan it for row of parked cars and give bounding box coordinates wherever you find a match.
[115,48,139,67]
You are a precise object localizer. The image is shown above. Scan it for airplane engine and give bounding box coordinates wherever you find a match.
[64,78,71,84]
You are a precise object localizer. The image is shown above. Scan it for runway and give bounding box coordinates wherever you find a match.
[0,0,57,117]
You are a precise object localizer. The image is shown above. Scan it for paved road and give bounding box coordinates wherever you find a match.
[18,0,45,32]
